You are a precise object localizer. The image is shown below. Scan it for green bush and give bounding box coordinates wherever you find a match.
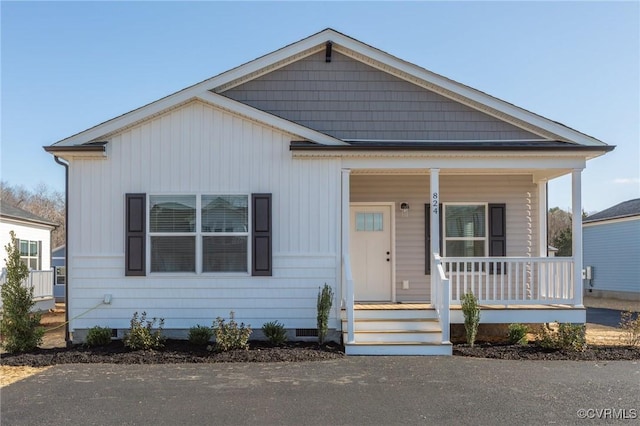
[212,311,251,352]
[317,283,334,344]
[188,325,213,345]
[461,293,480,347]
[536,322,586,351]
[85,326,113,347]
[619,311,640,347]
[0,231,45,353]
[262,321,287,345]
[123,311,165,350]
[508,323,529,345]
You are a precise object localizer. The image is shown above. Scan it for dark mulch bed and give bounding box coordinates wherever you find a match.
[3,340,639,365]
[0,340,345,367]
[454,342,640,361]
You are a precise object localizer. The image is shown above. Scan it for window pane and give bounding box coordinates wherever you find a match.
[30,241,38,256]
[373,213,383,231]
[201,195,248,233]
[356,213,365,231]
[29,258,38,270]
[203,236,247,272]
[150,195,196,232]
[445,205,486,238]
[20,240,28,256]
[356,212,383,232]
[446,241,485,257]
[151,236,195,272]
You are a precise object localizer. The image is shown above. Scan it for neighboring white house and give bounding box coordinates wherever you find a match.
[0,203,56,311]
[44,29,614,355]
[583,199,640,301]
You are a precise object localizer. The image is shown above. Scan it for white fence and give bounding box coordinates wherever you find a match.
[442,257,575,305]
[0,269,55,309]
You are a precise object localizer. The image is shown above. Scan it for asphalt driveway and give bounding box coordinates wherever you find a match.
[586,307,627,328]
[2,357,638,425]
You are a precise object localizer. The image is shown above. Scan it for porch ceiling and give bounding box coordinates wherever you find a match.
[350,168,573,181]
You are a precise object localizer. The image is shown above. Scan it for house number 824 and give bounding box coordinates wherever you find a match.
[432,192,438,214]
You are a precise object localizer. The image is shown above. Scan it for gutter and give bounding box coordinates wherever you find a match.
[53,156,72,348]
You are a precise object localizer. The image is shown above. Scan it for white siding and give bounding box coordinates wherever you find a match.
[0,219,53,271]
[66,100,341,332]
[350,174,539,301]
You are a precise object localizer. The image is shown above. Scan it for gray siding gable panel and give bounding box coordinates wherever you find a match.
[222,51,540,141]
[583,219,640,294]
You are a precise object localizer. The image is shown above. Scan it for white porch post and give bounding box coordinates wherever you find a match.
[430,169,440,301]
[572,169,584,307]
[538,179,548,257]
[341,169,354,343]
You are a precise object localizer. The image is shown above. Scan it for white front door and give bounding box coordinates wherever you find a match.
[350,204,393,301]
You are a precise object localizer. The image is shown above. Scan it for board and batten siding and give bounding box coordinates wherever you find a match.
[223,50,540,141]
[350,174,539,301]
[583,218,640,295]
[66,100,342,333]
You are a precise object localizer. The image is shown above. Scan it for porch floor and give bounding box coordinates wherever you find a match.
[351,302,577,310]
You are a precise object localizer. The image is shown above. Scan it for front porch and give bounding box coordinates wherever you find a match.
[339,166,586,355]
[341,255,585,356]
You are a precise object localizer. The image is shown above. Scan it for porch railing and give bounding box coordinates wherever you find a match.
[432,253,451,343]
[441,257,574,305]
[0,269,54,308]
[343,253,355,344]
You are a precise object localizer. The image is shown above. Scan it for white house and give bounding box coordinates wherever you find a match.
[0,203,56,311]
[44,29,614,355]
[583,199,640,301]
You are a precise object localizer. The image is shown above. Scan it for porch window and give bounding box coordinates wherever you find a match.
[443,204,487,257]
[19,239,41,270]
[149,194,248,273]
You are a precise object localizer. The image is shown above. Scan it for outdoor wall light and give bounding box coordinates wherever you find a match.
[400,202,410,217]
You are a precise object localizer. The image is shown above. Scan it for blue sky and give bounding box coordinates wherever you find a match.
[1,1,638,213]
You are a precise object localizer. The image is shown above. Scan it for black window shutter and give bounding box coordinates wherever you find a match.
[125,193,146,276]
[424,203,443,275]
[488,203,506,275]
[252,193,272,276]
[488,204,506,256]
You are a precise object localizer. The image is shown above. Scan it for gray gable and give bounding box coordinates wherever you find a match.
[584,199,640,223]
[222,50,541,141]
[0,203,57,227]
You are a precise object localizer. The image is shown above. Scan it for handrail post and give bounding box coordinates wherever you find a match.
[441,276,450,343]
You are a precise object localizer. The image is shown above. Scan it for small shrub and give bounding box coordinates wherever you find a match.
[317,283,334,344]
[461,293,480,347]
[188,325,213,345]
[508,323,529,345]
[262,321,287,345]
[85,326,112,347]
[619,311,640,347]
[211,311,251,352]
[0,231,45,353]
[536,322,586,351]
[123,311,165,350]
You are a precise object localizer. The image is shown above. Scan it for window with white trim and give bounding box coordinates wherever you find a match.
[19,239,41,270]
[443,204,487,257]
[149,195,249,273]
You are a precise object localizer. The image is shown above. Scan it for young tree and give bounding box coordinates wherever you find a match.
[0,231,45,352]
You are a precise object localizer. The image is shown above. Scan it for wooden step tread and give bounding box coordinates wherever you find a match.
[345,329,441,334]
[346,341,451,346]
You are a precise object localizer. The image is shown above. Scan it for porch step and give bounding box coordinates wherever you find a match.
[341,306,451,355]
[343,329,442,343]
[345,342,452,356]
